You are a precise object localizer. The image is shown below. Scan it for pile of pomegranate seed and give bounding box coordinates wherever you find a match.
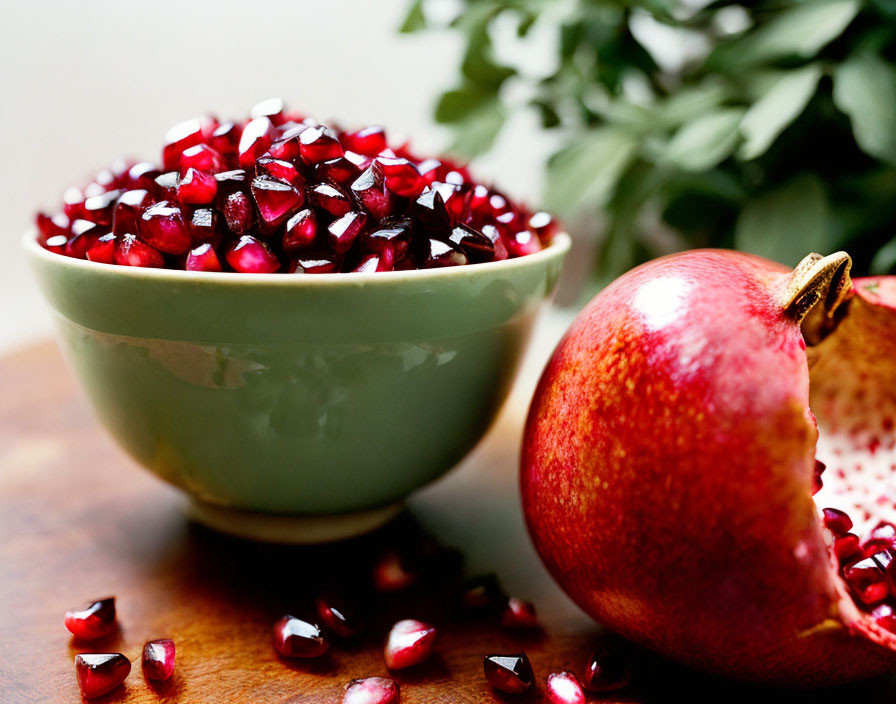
[36,99,558,273]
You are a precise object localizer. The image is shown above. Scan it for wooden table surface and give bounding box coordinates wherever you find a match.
[3,341,896,703]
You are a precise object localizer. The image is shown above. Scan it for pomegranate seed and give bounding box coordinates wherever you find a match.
[310,182,352,217]
[500,598,539,629]
[153,171,179,200]
[343,126,387,157]
[251,97,286,124]
[238,117,275,167]
[112,189,152,236]
[226,236,280,274]
[483,653,534,694]
[353,254,393,273]
[251,176,304,228]
[75,653,131,699]
[142,638,176,681]
[36,212,70,242]
[872,603,896,633]
[417,158,441,185]
[350,167,393,220]
[316,156,361,186]
[481,224,508,261]
[342,677,399,704]
[448,224,495,262]
[384,619,436,670]
[584,641,631,692]
[188,207,222,245]
[82,189,123,226]
[328,211,367,254]
[546,670,586,704]
[315,596,363,638]
[127,162,161,190]
[211,121,242,157]
[273,616,329,658]
[64,597,116,640]
[834,533,863,563]
[413,186,453,232]
[823,508,854,536]
[162,118,207,171]
[459,574,505,610]
[87,234,117,264]
[507,229,542,257]
[812,459,825,495]
[529,210,558,240]
[44,234,68,253]
[365,224,411,261]
[116,234,165,268]
[373,549,417,592]
[186,243,222,272]
[268,123,307,160]
[223,192,256,235]
[140,201,192,254]
[423,239,467,268]
[256,157,304,187]
[65,220,104,259]
[62,186,86,219]
[214,168,249,195]
[299,125,343,164]
[283,209,318,251]
[292,255,339,274]
[177,168,218,205]
[377,157,424,198]
[869,522,896,544]
[179,144,223,172]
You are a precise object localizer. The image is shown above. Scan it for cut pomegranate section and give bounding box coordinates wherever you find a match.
[75,653,130,699]
[64,597,116,640]
[483,653,534,694]
[142,638,176,681]
[383,619,436,670]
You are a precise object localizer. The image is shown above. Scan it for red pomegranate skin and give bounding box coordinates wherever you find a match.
[521,250,896,686]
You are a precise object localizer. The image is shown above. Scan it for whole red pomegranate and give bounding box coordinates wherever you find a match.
[522,249,896,686]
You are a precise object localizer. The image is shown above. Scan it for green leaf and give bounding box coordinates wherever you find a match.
[734,173,831,266]
[545,128,639,214]
[434,85,491,124]
[446,99,506,158]
[739,64,822,160]
[461,23,515,89]
[708,1,860,70]
[399,0,426,33]
[833,52,896,165]
[663,108,746,172]
[658,81,729,129]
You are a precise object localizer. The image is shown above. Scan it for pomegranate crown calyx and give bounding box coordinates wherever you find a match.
[780,251,852,344]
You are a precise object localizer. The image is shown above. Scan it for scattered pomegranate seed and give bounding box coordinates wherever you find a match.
[115,233,165,268]
[377,156,424,198]
[872,603,896,632]
[483,653,534,694]
[834,533,863,563]
[823,507,853,536]
[373,549,417,592]
[75,653,131,699]
[342,677,399,704]
[353,254,392,273]
[273,616,329,659]
[500,598,539,629]
[384,619,436,670]
[844,557,890,605]
[546,670,586,704]
[112,189,151,236]
[64,597,116,640]
[188,208,222,245]
[315,596,363,638]
[459,574,505,610]
[142,638,176,681]
[583,641,631,692]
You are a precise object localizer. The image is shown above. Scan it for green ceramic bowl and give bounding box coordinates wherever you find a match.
[24,230,569,542]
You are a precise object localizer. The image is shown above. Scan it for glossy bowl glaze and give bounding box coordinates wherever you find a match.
[25,230,569,541]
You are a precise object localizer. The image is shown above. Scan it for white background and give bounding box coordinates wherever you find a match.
[0,0,559,354]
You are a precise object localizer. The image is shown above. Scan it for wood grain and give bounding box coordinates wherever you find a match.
[2,342,896,703]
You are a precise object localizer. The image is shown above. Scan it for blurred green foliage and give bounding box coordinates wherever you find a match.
[402,0,896,283]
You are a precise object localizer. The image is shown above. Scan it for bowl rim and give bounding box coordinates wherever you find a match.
[23,228,571,286]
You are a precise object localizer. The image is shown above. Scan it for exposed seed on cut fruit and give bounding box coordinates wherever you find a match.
[116,233,165,268]
[384,619,436,670]
[423,239,466,268]
[75,653,131,700]
[256,157,304,188]
[177,168,218,205]
[87,233,117,264]
[292,255,339,274]
[500,598,539,629]
[310,182,352,217]
[186,243,222,272]
[315,596,363,638]
[238,117,275,167]
[251,176,304,227]
[584,641,632,692]
[300,125,343,164]
[812,459,825,495]
[223,191,256,235]
[342,126,387,157]
[142,638,176,681]
[844,557,889,605]
[823,508,853,536]
[273,616,329,658]
[872,603,896,633]
[328,211,367,254]
[64,597,116,640]
[448,224,494,262]
[283,209,318,251]
[483,653,534,694]
[342,677,399,704]
[373,549,417,592]
[140,201,192,254]
[546,670,586,704]
[834,533,862,564]
[376,157,424,198]
[226,235,279,274]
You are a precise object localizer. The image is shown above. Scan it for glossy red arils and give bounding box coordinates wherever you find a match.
[500,598,538,629]
[112,189,151,236]
[823,508,854,536]
[342,677,399,704]
[273,616,329,658]
[62,186,86,219]
[127,162,161,189]
[507,229,542,257]
[75,653,131,699]
[449,224,494,261]
[812,459,825,495]
[186,243,222,272]
[835,533,862,563]
[211,121,241,156]
[82,189,123,226]
[384,619,436,670]
[116,234,165,268]
[226,235,279,273]
[365,224,410,259]
[343,126,387,156]
[328,211,367,254]
[377,157,424,197]
[584,642,631,692]
[87,234,117,264]
[142,638,176,681]
[140,201,191,254]
[300,125,343,164]
[177,168,217,204]
[267,124,306,160]
[162,118,207,171]
[872,603,896,633]
[416,158,441,185]
[44,234,67,253]
[315,597,363,638]
[214,169,249,196]
[238,117,275,167]
[483,654,534,694]
[529,210,557,239]
[481,224,508,261]
[546,671,586,704]
[353,254,392,273]
[223,191,256,235]
[153,171,179,199]
[256,157,303,187]
[316,157,360,186]
[65,220,103,259]
[64,597,116,640]
[310,182,351,217]
[251,176,304,227]
[284,209,318,251]
[36,212,70,241]
[373,549,417,592]
[179,144,223,172]
[251,97,286,124]
[423,239,466,268]
[351,167,392,220]
[188,208,221,245]
[292,255,338,274]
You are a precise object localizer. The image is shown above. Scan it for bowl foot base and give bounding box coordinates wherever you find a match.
[184,499,404,544]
